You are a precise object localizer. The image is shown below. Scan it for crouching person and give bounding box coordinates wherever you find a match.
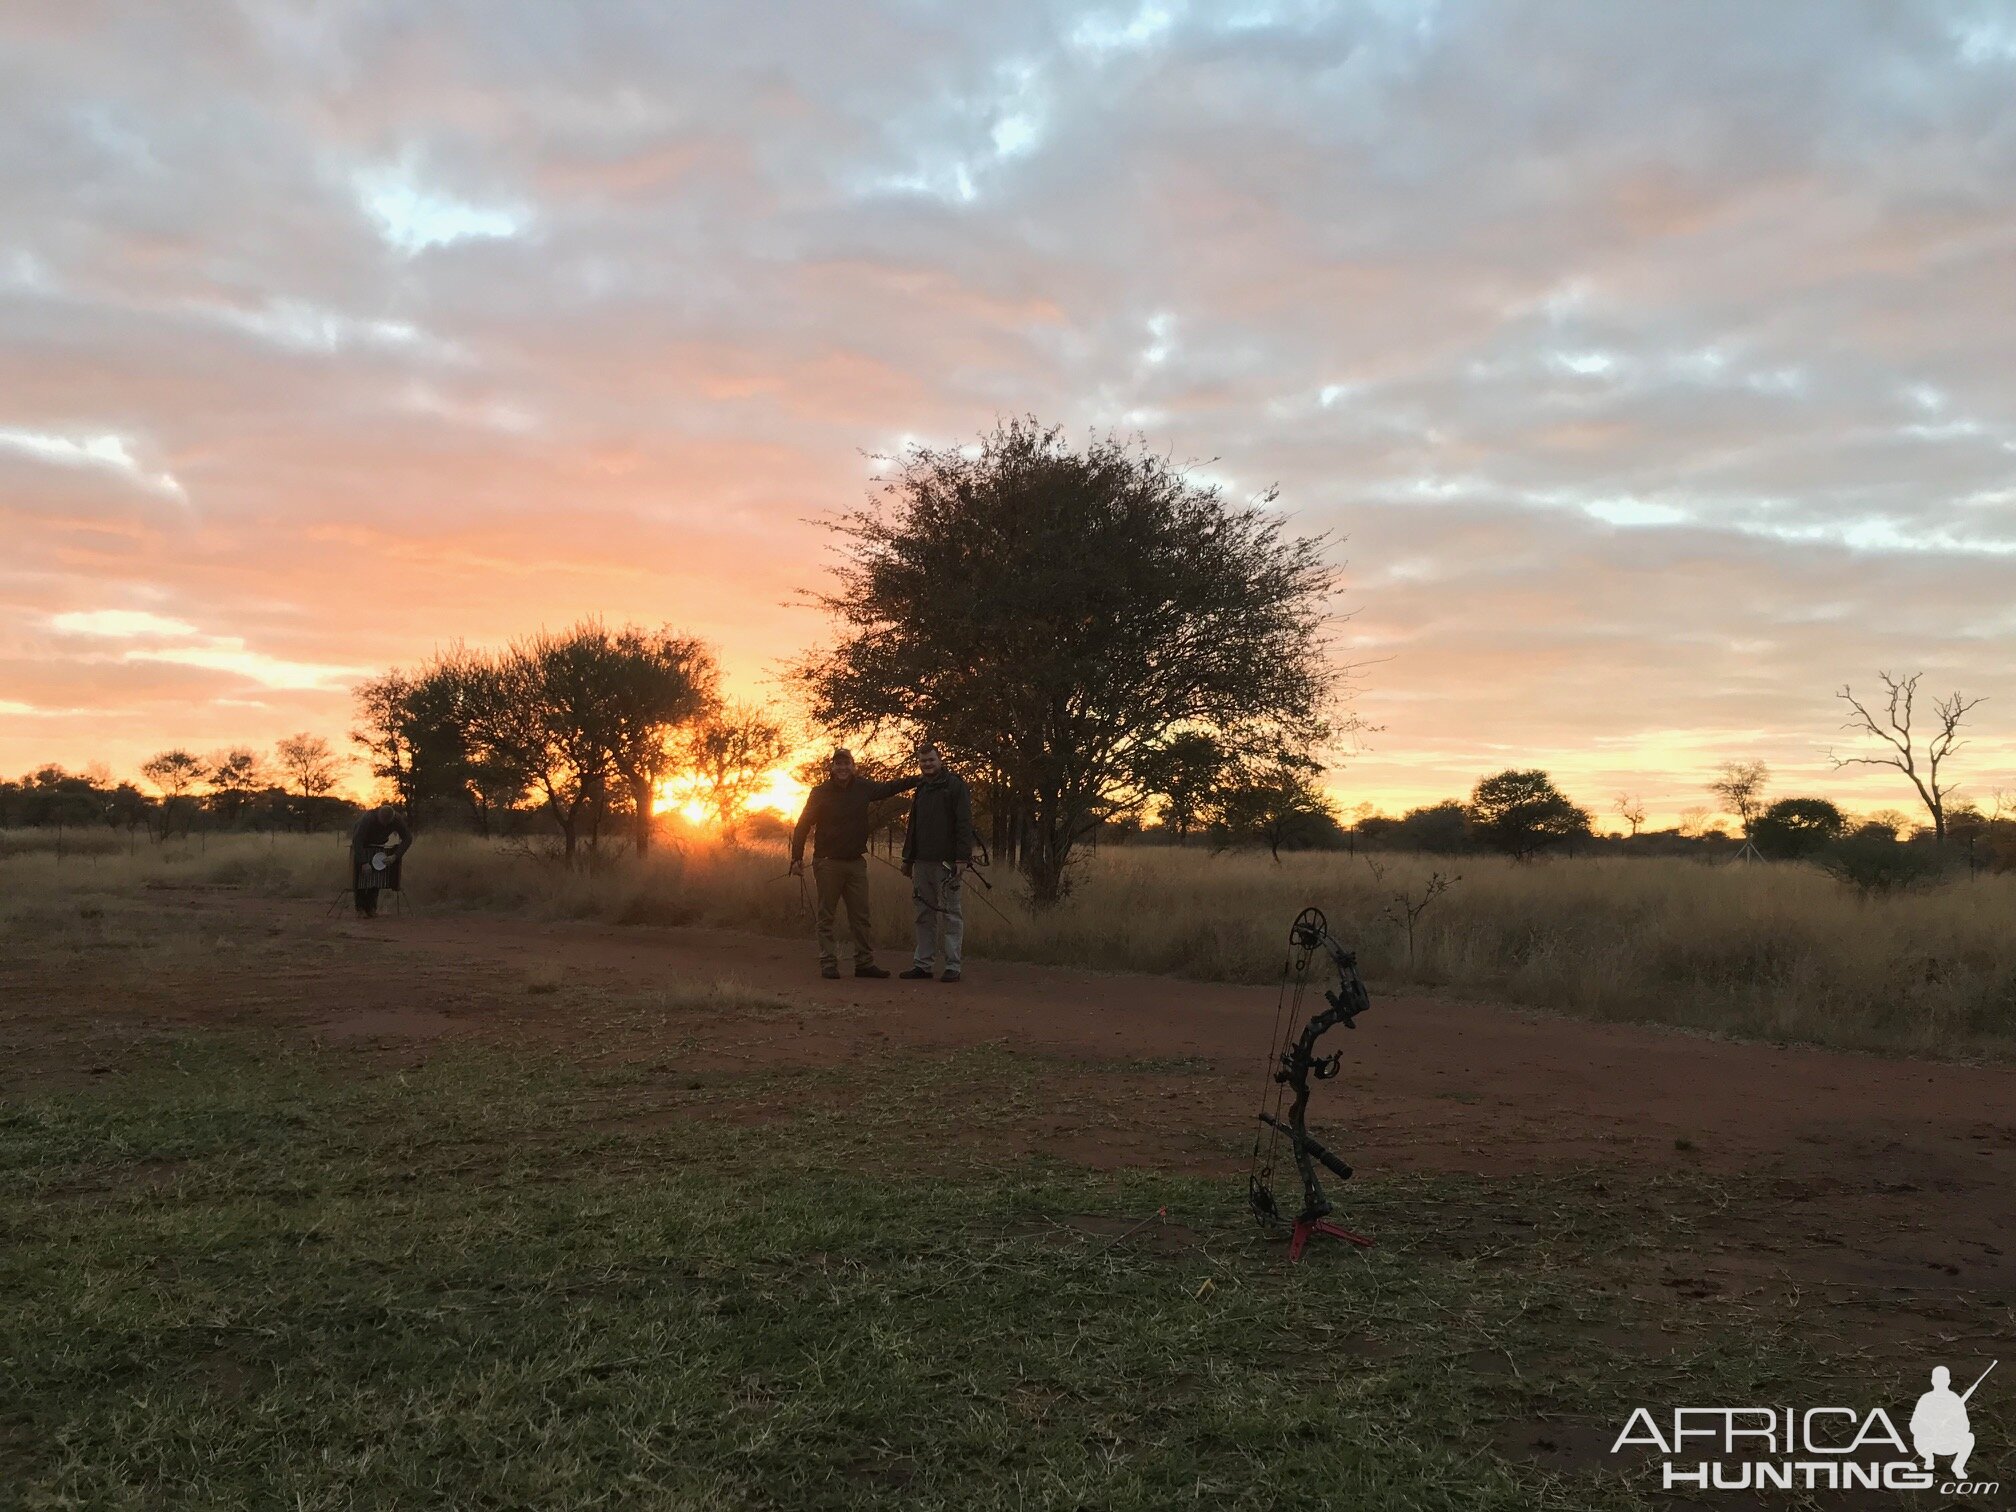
[349,804,414,918]
[901,743,974,983]
[789,749,918,980]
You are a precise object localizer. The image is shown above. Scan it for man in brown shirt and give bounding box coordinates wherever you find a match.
[789,750,918,979]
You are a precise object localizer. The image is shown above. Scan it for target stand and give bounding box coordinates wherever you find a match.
[329,847,408,918]
[1288,1216,1375,1263]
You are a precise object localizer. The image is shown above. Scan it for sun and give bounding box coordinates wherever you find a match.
[654,766,807,830]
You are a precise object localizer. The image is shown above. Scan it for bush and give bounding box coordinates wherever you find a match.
[1386,801,1473,854]
[1819,828,1950,895]
[1753,797,1846,860]
[1467,771,1590,861]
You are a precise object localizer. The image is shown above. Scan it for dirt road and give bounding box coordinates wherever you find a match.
[9,891,2013,1323]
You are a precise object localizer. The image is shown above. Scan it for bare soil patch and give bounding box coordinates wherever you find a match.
[6,890,2013,1332]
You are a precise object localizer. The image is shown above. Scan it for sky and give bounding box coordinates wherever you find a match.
[3,0,2014,827]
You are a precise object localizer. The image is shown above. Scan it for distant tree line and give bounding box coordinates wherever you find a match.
[0,734,349,843]
[1146,755,2016,891]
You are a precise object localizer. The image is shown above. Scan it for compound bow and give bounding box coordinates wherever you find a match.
[1248,907,1377,1261]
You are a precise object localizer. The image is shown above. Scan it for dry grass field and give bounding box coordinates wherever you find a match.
[8,830,2012,1059]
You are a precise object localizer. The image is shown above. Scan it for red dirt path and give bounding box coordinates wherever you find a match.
[328,905,2016,1180]
[8,891,2013,1323]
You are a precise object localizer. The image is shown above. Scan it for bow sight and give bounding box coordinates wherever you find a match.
[1247,906,1377,1261]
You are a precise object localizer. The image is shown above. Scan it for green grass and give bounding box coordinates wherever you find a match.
[0,1039,1933,1510]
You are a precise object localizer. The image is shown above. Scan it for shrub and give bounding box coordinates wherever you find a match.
[1753,797,1846,860]
[1819,827,1949,895]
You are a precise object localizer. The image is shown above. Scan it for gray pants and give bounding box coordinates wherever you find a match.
[911,862,964,973]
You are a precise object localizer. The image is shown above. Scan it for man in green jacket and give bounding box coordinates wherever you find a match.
[789,749,918,979]
[899,744,975,983]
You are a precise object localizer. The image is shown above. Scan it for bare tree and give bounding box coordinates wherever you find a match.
[274,733,342,832]
[1613,792,1646,838]
[1708,760,1769,838]
[1830,672,1984,844]
[1676,805,1715,839]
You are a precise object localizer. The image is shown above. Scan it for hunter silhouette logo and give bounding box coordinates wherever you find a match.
[1611,1358,2000,1495]
[1912,1361,1994,1482]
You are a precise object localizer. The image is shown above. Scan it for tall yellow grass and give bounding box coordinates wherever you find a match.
[5,830,2010,1058]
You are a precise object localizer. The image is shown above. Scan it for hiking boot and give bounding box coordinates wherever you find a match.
[820,964,841,980]
[899,967,933,980]
[940,969,962,983]
[854,964,891,979]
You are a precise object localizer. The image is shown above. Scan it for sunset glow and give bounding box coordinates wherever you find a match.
[655,767,809,829]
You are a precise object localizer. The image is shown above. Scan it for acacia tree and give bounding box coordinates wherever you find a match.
[598,625,718,854]
[681,702,788,842]
[1208,749,1339,861]
[140,748,204,839]
[459,623,715,859]
[205,748,265,828]
[1613,792,1647,837]
[350,671,455,818]
[1467,769,1590,860]
[106,781,153,842]
[419,649,532,836]
[1148,730,1233,843]
[1830,672,1984,844]
[1392,800,1474,852]
[462,636,606,860]
[10,766,102,844]
[1708,760,1769,839]
[1751,796,1845,860]
[796,419,1342,902]
[274,733,342,832]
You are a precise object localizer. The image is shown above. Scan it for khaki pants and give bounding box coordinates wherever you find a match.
[911,862,964,973]
[813,857,875,969]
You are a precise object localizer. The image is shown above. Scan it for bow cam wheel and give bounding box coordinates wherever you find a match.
[1288,906,1327,952]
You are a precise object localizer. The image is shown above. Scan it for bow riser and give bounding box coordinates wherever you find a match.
[1248,907,1378,1251]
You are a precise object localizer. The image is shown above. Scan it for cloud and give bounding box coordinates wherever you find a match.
[48,609,201,638]
[0,428,185,499]
[0,1,2012,814]
[46,609,364,692]
[120,642,365,691]
[357,164,530,254]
